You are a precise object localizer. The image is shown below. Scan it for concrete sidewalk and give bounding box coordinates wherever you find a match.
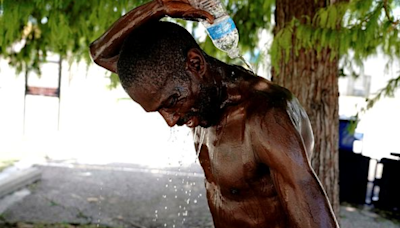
[0,162,398,228]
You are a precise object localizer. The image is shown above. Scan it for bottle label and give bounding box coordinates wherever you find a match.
[206,17,236,40]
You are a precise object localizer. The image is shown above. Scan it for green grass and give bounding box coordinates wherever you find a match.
[0,160,17,172]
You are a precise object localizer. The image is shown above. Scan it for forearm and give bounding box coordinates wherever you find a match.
[89,0,164,62]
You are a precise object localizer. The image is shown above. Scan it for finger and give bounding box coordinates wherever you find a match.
[196,9,214,24]
[202,10,215,24]
[183,9,214,24]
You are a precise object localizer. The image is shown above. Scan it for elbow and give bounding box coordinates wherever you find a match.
[89,42,99,64]
[89,45,105,70]
[89,39,107,66]
[88,42,118,74]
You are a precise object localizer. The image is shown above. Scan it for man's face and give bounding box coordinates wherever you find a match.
[126,73,221,128]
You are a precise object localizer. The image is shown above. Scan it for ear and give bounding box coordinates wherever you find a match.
[186,48,206,78]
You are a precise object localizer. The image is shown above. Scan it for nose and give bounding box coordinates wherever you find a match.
[159,109,180,127]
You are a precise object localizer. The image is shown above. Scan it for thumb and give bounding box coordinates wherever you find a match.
[183,9,214,24]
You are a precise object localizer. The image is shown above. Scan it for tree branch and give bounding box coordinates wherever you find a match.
[365,74,400,110]
[383,0,400,26]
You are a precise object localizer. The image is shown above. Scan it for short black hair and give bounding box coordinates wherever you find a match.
[117,21,201,89]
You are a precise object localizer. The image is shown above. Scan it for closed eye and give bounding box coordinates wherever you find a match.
[164,94,179,109]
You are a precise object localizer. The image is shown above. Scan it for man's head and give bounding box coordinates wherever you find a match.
[117,21,223,128]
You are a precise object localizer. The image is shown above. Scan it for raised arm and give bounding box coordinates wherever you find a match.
[89,0,213,73]
[253,104,339,228]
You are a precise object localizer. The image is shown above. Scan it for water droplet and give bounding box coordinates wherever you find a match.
[165,184,169,188]
[194,199,198,204]
[164,223,167,227]
[195,128,206,161]
[239,55,255,73]
[169,178,172,182]
[163,195,167,198]
[165,206,168,210]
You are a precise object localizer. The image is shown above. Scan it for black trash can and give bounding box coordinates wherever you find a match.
[338,117,370,205]
[373,158,400,211]
[339,150,370,204]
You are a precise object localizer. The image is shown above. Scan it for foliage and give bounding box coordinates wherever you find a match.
[365,74,400,109]
[0,159,17,172]
[0,0,147,74]
[270,0,400,108]
[271,0,400,73]
[0,0,273,77]
[0,0,399,99]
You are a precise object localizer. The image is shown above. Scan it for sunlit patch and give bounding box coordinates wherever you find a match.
[254,81,270,91]
[345,206,356,212]
[79,172,92,176]
[150,169,161,174]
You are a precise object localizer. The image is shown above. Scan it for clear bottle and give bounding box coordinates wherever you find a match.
[188,0,239,59]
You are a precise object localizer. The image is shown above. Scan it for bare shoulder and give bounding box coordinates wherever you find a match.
[244,77,294,118]
[244,77,314,158]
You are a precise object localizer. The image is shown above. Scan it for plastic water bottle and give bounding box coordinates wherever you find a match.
[188,0,240,59]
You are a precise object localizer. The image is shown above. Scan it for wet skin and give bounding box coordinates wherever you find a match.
[193,78,311,227]
[127,64,337,227]
[89,0,339,227]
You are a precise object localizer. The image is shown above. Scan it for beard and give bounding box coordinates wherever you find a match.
[177,84,222,128]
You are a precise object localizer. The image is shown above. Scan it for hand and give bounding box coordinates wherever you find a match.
[157,0,214,23]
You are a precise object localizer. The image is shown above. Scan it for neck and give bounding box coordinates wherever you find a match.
[205,58,256,109]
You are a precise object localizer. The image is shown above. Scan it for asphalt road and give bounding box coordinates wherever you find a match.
[1,163,214,228]
[1,163,399,228]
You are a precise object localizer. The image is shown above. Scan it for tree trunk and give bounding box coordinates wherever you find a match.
[273,0,340,218]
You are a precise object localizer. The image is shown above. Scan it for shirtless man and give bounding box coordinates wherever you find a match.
[89,0,339,227]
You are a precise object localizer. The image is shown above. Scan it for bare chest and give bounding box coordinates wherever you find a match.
[193,114,275,199]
